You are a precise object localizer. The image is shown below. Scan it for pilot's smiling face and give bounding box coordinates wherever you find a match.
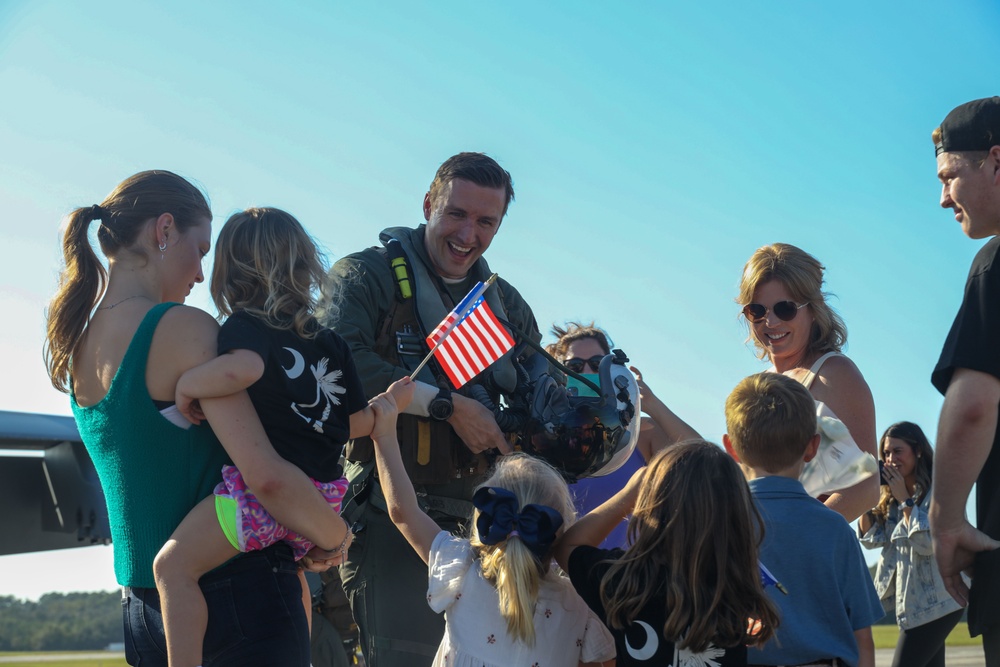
[422,178,505,280]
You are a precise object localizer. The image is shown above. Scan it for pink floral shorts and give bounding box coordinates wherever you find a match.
[214,464,349,560]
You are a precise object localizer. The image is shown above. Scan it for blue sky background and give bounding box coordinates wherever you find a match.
[1,0,997,599]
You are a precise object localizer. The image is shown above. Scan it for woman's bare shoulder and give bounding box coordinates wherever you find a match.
[817,352,868,387]
[152,305,220,367]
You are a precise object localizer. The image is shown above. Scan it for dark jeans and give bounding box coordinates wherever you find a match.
[122,545,308,667]
[890,608,964,667]
[985,623,1000,667]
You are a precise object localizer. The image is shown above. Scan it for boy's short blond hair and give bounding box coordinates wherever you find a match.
[725,373,817,473]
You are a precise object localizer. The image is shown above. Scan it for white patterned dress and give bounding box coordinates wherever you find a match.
[426,531,615,667]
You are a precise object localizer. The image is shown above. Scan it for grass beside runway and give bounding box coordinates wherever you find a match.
[871,622,981,649]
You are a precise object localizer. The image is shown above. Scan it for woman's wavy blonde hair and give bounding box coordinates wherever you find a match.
[469,453,576,646]
[737,243,848,361]
[210,208,332,337]
[600,440,780,652]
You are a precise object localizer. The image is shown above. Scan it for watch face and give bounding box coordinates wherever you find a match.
[430,398,453,421]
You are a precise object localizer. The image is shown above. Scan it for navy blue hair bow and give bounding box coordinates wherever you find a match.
[472,487,564,559]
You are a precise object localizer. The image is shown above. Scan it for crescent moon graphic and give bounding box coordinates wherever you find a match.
[624,620,659,661]
[282,347,306,379]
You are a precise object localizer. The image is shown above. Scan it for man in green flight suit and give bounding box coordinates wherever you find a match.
[321,152,541,667]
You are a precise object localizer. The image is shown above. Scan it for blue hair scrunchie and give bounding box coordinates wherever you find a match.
[472,486,564,560]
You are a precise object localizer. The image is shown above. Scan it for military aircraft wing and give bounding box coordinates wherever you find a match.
[0,410,110,555]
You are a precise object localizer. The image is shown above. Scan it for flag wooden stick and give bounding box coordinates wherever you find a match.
[409,273,499,381]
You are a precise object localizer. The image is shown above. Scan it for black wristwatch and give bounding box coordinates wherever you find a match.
[429,387,454,421]
[904,497,915,508]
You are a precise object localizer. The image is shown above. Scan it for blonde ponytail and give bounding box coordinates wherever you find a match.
[479,538,544,645]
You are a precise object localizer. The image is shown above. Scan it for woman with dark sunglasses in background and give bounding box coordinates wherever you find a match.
[736,243,879,522]
[546,321,699,548]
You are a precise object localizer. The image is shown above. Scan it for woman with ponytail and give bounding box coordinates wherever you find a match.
[365,380,615,667]
[44,171,350,667]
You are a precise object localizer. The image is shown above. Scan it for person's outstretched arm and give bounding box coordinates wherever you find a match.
[370,378,439,564]
[630,365,699,459]
[554,466,645,571]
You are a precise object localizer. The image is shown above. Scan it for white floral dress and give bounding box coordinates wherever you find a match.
[426,531,615,667]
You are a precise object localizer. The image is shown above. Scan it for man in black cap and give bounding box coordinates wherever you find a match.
[930,96,1000,663]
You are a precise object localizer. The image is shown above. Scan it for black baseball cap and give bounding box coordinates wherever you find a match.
[935,97,1000,156]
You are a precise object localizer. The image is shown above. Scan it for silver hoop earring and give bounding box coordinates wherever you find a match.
[159,240,167,260]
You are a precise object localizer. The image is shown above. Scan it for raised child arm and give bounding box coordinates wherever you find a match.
[554,466,645,571]
[369,378,439,564]
[176,349,265,424]
[349,375,416,438]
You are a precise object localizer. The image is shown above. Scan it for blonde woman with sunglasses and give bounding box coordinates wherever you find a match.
[737,243,879,522]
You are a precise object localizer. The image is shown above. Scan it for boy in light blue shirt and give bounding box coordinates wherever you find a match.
[724,373,882,667]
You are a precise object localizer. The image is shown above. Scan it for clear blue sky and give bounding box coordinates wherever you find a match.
[1,0,997,600]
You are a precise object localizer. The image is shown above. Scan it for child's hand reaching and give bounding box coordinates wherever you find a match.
[385,376,415,413]
[369,390,401,442]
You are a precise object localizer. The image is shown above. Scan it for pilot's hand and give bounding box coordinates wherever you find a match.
[449,394,513,455]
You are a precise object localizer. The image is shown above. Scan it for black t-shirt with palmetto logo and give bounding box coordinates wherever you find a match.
[218,310,368,483]
[567,545,747,667]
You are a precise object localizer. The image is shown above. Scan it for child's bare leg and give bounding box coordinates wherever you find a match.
[154,496,240,667]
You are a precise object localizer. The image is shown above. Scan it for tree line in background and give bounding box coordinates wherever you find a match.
[0,565,912,652]
[0,592,122,650]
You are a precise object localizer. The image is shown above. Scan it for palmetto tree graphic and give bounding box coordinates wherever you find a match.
[291,357,346,433]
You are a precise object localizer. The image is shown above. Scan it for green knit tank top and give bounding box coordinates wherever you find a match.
[71,303,230,588]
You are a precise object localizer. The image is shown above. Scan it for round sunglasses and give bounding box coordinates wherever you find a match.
[564,355,603,373]
[742,301,809,322]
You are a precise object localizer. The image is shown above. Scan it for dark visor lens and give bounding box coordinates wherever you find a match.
[565,355,603,373]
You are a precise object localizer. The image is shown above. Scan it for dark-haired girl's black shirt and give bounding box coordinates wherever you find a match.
[566,545,747,666]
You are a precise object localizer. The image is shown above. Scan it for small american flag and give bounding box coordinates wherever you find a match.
[425,277,514,388]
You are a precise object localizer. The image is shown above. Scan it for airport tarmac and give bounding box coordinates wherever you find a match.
[876,645,985,666]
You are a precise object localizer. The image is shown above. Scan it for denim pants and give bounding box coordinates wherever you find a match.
[122,545,308,666]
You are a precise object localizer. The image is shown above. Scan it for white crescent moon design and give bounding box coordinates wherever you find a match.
[624,620,659,661]
[282,347,305,379]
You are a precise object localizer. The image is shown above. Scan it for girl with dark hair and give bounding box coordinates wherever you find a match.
[45,176,349,667]
[859,422,966,667]
[555,441,780,666]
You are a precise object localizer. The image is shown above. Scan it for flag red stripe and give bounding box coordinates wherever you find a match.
[426,299,514,388]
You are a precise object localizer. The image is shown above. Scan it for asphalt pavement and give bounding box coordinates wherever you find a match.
[875,645,985,666]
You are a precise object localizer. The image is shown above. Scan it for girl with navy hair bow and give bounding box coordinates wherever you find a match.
[368,379,615,667]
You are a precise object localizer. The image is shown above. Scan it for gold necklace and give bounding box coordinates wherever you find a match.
[96,295,151,311]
